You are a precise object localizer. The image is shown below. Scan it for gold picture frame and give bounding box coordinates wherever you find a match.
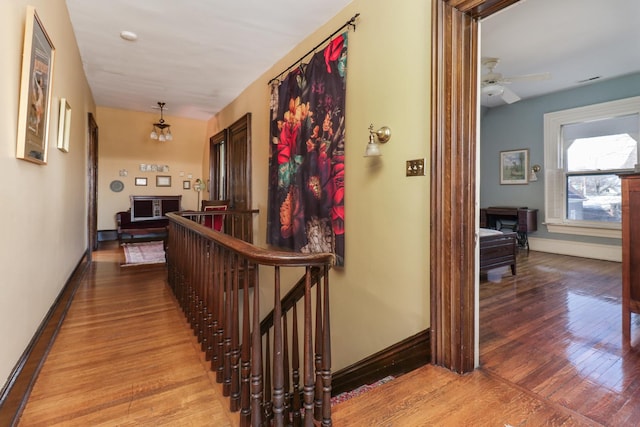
[57,98,71,152]
[16,6,56,164]
[500,148,529,185]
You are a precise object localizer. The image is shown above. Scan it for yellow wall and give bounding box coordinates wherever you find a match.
[96,107,208,230]
[0,0,95,384]
[208,0,431,370]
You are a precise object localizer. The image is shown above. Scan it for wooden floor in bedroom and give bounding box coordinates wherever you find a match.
[16,244,640,426]
[333,251,640,426]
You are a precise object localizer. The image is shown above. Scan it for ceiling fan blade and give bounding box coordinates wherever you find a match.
[502,72,551,83]
[501,86,521,104]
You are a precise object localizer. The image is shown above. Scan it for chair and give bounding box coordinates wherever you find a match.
[201,200,229,232]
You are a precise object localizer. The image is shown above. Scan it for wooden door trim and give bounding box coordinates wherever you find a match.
[431,0,520,373]
[209,128,228,200]
[87,113,98,255]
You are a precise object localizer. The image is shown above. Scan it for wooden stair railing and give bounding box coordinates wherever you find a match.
[166,213,334,427]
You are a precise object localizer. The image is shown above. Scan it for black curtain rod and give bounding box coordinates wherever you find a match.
[268,13,360,85]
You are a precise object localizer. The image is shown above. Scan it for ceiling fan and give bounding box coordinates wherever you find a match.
[481,57,551,104]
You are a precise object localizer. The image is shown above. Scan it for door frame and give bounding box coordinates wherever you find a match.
[430,0,521,373]
[87,113,99,257]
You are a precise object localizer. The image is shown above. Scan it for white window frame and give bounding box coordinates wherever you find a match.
[543,96,640,238]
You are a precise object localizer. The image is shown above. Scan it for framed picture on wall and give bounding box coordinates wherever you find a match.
[57,98,71,152]
[183,180,191,190]
[135,177,147,186]
[156,175,171,187]
[16,6,56,164]
[500,149,529,184]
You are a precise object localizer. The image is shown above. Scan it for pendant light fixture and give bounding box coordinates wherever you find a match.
[150,102,172,142]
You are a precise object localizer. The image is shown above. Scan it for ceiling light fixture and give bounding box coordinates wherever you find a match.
[119,30,138,42]
[482,83,504,97]
[150,102,172,142]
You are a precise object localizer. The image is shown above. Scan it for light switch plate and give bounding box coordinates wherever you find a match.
[406,158,426,176]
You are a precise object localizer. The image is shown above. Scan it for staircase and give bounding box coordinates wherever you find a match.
[166,212,334,426]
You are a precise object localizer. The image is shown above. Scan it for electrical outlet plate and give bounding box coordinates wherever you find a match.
[406,158,425,176]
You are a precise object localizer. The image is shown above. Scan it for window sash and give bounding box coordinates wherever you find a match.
[544,96,640,238]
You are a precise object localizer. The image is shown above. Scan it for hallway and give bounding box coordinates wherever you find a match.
[16,244,640,426]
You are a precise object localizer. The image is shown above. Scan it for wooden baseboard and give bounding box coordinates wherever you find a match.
[331,329,430,396]
[0,251,90,426]
[98,229,118,242]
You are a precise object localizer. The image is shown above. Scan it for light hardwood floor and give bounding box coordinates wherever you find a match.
[17,243,640,426]
[18,243,237,427]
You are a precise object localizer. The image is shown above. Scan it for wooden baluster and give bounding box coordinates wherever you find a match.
[187,231,195,329]
[198,237,207,345]
[195,236,203,341]
[303,267,314,426]
[202,240,212,355]
[240,259,252,426]
[195,235,203,337]
[291,303,301,427]
[211,245,222,376]
[321,266,332,427]
[230,254,241,411]
[202,240,210,358]
[314,271,323,422]
[215,248,226,383]
[250,264,263,427]
[282,311,290,425]
[263,331,272,423]
[272,266,285,426]
[223,250,233,396]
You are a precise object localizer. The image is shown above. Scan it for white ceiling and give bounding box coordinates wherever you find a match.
[64,0,354,120]
[65,0,640,119]
[480,0,640,107]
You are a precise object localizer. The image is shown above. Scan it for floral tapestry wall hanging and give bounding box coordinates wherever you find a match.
[267,33,347,266]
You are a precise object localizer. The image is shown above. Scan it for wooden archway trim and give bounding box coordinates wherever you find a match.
[430,0,521,373]
[445,0,520,18]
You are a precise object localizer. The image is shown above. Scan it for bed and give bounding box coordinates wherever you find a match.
[479,228,517,275]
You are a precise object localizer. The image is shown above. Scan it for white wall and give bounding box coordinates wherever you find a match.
[0,0,95,385]
[207,0,432,371]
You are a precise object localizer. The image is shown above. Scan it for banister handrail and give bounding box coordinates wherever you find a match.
[166,211,334,426]
[168,212,334,267]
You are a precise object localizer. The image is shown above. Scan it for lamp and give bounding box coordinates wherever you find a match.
[150,102,173,142]
[364,124,392,157]
[530,164,541,182]
[193,178,206,209]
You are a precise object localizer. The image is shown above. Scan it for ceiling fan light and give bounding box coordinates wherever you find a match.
[482,83,504,97]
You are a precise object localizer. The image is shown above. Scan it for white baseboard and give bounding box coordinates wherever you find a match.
[528,237,621,262]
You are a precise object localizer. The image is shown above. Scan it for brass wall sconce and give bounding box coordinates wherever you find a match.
[530,164,541,181]
[364,124,392,157]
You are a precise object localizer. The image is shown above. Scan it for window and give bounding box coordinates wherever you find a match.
[544,96,640,238]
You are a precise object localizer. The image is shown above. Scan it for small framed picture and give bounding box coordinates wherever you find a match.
[57,98,71,152]
[156,175,171,187]
[500,149,529,185]
[135,177,147,186]
[183,180,191,190]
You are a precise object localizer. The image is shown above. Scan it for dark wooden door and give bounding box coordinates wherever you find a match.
[226,113,252,210]
[88,113,99,254]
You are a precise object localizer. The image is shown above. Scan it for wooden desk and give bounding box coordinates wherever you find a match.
[480,206,537,250]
